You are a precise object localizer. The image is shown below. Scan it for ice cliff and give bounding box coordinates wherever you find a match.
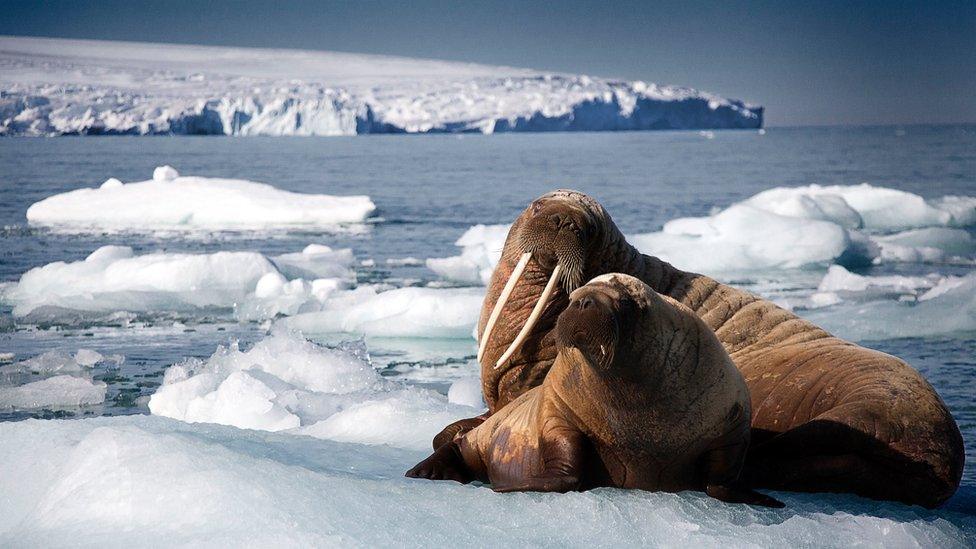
[0,36,763,136]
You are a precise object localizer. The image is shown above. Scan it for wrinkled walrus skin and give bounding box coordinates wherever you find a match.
[409,274,782,507]
[434,190,964,508]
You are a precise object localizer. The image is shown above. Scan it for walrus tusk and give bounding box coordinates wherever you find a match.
[478,252,532,363]
[494,263,562,370]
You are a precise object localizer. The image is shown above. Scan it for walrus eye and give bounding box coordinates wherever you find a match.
[550,214,563,228]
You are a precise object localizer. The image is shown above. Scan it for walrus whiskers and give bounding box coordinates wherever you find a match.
[494,263,561,370]
[478,252,531,363]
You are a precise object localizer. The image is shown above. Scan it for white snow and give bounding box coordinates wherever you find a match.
[0,415,971,546]
[447,376,486,409]
[0,36,762,136]
[0,375,106,411]
[26,167,376,232]
[149,331,477,450]
[426,224,510,284]
[281,286,485,339]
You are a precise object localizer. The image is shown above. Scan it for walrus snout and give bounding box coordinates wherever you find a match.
[556,287,618,367]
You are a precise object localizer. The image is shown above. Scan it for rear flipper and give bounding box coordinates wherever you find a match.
[432,414,489,450]
[406,440,474,484]
[706,482,784,508]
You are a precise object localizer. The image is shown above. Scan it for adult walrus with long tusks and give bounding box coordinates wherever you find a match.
[434,190,963,508]
[410,274,783,507]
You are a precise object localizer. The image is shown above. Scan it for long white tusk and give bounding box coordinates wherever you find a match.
[494,263,562,370]
[478,252,531,363]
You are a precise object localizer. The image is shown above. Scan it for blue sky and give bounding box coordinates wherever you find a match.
[3,0,974,126]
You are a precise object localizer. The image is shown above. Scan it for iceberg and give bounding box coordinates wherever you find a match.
[0,36,762,136]
[26,167,376,232]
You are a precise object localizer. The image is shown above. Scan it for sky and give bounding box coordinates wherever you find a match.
[2,0,974,126]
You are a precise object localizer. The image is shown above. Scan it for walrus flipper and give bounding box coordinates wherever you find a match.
[701,423,785,508]
[491,425,585,493]
[405,440,474,484]
[432,414,488,450]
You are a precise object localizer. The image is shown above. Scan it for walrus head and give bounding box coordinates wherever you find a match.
[554,273,648,372]
[480,190,616,369]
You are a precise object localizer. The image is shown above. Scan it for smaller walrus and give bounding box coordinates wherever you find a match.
[407,274,782,507]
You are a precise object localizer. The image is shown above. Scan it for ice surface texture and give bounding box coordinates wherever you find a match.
[0,36,761,136]
[0,415,972,547]
[26,167,376,231]
[148,331,480,449]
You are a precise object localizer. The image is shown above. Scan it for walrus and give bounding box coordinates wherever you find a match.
[434,190,963,508]
[409,274,782,507]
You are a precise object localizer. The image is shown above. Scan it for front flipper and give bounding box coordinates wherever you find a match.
[701,419,784,508]
[491,422,585,493]
[431,413,489,450]
[405,440,473,484]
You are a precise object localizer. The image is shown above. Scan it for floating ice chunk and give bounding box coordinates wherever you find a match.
[272,244,356,280]
[427,224,510,285]
[2,245,278,318]
[149,332,475,449]
[73,349,103,367]
[804,272,976,340]
[0,415,971,546]
[26,168,376,231]
[0,375,106,410]
[152,165,179,182]
[99,177,122,189]
[817,265,939,294]
[874,228,976,264]
[447,376,485,409]
[746,184,974,231]
[1,350,94,375]
[631,204,864,272]
[744,187,863,228]
[282,286,485,339]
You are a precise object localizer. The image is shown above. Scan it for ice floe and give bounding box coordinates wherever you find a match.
[426,224,509,284]
[149,331,477,450]
[632,184,975,274]
[281,286,485,339]
[803,271,976,340]
[26,167,375,232]
[1,244,358,323]
[0,375,106,411]
[0,415,972,546]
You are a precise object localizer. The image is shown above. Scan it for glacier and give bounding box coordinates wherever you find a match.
[0,36,762,136]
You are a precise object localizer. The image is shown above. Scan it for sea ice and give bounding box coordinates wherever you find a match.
[25,167,376,232]
[803,272,976,340]
[2,245,279,318]
[0,375,106,411]
[281,285,485,339]
[426,224,510,284]
[149,331,478,450]
[0,415,971,547]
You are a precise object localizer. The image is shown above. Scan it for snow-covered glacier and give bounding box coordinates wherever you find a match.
[0,36,763,136]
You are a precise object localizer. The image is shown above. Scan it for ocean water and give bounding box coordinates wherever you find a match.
[1,126,975,529]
